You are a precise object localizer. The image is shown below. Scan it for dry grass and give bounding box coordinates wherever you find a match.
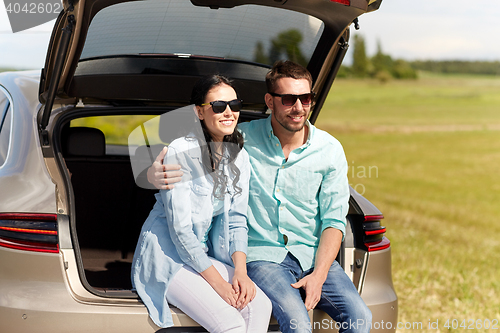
[317,74,500,332]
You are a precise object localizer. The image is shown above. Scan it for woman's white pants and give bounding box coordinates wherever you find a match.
[166,258,273,333]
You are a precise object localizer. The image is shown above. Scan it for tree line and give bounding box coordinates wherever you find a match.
[339,35,418,81]
[340,34,500,81]
[410,60,500,76]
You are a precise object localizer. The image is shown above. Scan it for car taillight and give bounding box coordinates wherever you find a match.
[363,215,390,252]
[0,213,59,253]
[330,0,350,5]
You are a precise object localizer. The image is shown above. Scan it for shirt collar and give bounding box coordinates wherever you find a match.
[265,116,313,150]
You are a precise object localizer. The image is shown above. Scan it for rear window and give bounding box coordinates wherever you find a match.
[71,115,165,155]
[81,0,324,67]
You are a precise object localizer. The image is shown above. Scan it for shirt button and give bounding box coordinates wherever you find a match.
[276,189,280,192]
[280,207,284,211]
[281,166,285,169]
[276,143,279,147]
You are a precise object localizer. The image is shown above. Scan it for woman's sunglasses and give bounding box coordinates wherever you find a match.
[200,99,243,113]
[269,92,315,106]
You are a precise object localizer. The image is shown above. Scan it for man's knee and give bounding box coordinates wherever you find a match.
[362,304,372,323]
[288,317,312,333]
[272,298,311,333]
[344,303,372,333]
[350,297,371,321]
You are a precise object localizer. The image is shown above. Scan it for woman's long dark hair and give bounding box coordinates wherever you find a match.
[190,75,244,200]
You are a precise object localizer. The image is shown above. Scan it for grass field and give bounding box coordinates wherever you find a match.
[316,73,500,332]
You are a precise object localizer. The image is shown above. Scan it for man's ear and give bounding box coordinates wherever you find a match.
[264,93,273,112]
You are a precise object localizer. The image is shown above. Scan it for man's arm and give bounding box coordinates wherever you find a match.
[147,146,183,189]
[291,138,349,310]
[150,123,251,189]
[291,227,342,311]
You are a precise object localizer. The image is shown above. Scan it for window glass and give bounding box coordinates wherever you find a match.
[71,115,165,154]
[0,89,12,166]
[81,0,324,67]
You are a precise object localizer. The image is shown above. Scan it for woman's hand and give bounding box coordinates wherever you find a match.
[230,251,255,309]
[201,265,239,307]
[211,279,239,308]
[232,271,256,310]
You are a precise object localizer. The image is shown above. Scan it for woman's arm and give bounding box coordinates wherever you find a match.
[162,145,213,274]
[227,151,251,256]
[199,265,238,307]
[228,151,255,309]
[231,251,256,310]
[163,144,239,307]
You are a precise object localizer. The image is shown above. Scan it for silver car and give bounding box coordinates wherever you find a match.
[0,0,397,332]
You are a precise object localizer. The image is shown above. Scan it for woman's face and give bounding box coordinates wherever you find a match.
[196,83,240,142]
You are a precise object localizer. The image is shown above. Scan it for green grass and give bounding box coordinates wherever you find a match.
[316,73,500,332]
[318,74,500,131]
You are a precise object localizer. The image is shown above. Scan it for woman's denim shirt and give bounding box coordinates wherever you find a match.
[131,136,250,328]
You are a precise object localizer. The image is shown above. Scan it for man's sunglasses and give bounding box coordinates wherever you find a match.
[269,92,315,106]
[200,99,243,113]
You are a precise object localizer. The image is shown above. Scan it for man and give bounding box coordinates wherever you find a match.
[148,61,371,333]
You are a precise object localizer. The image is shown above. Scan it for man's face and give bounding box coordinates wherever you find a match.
[266,78,312,134]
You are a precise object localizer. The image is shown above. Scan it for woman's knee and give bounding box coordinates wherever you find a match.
[210,308,247,333]
[253,287,272,314]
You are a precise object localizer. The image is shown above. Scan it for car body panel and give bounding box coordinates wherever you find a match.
[0,72,56,213]
[0,0,397,331]
[361,249,398,332]
[0,247,207,332]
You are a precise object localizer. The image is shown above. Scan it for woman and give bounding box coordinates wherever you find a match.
[131,75,272,332]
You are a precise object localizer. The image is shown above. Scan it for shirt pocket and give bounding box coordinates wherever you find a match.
[288,171,323,204]
[191,181,212,214]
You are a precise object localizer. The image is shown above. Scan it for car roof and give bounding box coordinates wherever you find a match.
[39,0,382,128]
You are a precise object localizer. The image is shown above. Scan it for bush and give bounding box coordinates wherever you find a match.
[392,60,418,79]
[375,70,392,83]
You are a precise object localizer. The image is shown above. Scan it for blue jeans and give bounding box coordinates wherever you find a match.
[247,253,372,333]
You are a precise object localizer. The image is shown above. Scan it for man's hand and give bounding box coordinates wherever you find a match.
[291,272,326,311]
[146,146,183,190]
[291,228,343,311]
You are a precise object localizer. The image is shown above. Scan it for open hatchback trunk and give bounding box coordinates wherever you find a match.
[29,0,398,330]
[41,0,382,297]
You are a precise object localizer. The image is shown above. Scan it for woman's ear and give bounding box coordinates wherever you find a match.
[195,105,204,120]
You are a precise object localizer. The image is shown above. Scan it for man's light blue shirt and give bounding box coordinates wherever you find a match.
[239,117,349,271]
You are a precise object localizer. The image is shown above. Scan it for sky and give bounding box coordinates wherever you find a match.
[1,0,500,70]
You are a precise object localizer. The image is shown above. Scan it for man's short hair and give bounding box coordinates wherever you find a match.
[266,60,313,93]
